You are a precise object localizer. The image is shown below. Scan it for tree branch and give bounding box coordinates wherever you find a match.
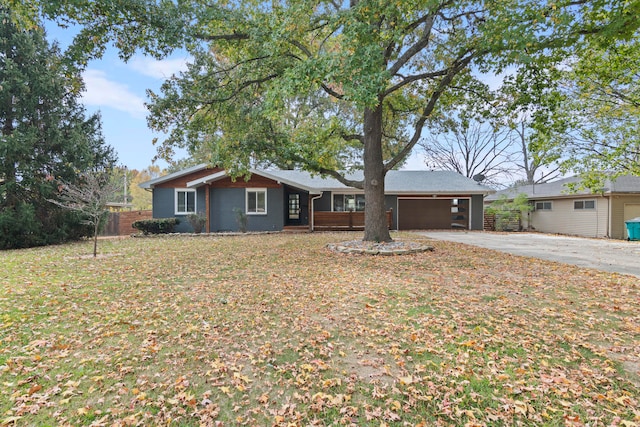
[193,31,249,41]
[341,133,364,144]
[388,14,435,76]
[383,69,450,97]
[203,73,279,104]
[384,52,477,172]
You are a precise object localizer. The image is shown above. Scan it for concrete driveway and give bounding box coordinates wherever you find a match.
[418,231,640,278]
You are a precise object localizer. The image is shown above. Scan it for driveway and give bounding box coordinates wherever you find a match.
[418,231,640,278]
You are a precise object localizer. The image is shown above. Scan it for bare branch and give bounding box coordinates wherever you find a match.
[48,171,120,257]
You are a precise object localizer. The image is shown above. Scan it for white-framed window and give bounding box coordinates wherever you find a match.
[246,188,267,214]
[535,201,552,211]
[175,189,196,214]
[574,199,596,210]
[333,194,365,212]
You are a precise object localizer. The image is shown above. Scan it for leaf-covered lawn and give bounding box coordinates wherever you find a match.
[1,233,638,426]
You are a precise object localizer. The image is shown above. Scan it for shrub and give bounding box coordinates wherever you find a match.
[187,213,206,233]
[485,193,532,231]
[132,218,179,235]
[0,203,41,249]
[233,208,248,233]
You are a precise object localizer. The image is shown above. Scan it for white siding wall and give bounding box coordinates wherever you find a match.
[529,197,609,238]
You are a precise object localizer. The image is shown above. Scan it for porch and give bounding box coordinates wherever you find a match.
[311,210,394,231]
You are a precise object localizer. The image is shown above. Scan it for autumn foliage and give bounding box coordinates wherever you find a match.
[0,233,638,426]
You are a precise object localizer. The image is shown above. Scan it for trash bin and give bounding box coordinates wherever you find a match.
[625,217,640,241]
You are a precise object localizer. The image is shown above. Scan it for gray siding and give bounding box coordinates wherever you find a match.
[152,187,207,233]
[210,187,284,232]
[313,192,332,211]
[152,188,174,219]
[470,194,484,230]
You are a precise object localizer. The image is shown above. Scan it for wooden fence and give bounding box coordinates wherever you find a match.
[102,210,152,236]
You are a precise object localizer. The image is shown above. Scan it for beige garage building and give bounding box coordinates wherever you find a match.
[486,175,640,240]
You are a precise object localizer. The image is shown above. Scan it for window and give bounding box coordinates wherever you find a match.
[333,194,365,211]
[246,188,267,214]
[175,189,196,214]
[535,201,552,211]
[574,200,596,210]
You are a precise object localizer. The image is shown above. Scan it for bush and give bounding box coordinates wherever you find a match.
[132,218,179,235]
[0,203,41,249]
[485,193,532,231]
[0,199,95,250]
[187,213,206,233]
[234,208,248,233]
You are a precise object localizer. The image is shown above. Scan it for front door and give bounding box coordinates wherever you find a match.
[286,192,309,226]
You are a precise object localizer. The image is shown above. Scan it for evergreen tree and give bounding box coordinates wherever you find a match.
[0,7,116,249]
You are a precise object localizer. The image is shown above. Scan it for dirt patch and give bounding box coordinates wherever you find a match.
[67,253,123,260]
[339,350,396,386]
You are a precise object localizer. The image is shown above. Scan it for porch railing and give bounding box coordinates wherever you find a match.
[313,210,393,230]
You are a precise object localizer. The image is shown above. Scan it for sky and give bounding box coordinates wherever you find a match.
[46,22,193,170]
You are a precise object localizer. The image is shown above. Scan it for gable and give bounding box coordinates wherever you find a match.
[209,174,281,189]
[155,167,224,188]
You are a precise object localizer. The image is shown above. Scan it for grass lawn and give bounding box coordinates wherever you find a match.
[1,232,638,426]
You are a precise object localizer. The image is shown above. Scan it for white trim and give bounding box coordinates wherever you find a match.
[187,170,227,188]
[252,169,320,194]
[246,188,267,215]
[574,199,596,210]
[140,163,209,189]
[175,188,197,215]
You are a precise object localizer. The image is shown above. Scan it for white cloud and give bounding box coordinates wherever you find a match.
[128,56,190,79]
[81,69,147,118]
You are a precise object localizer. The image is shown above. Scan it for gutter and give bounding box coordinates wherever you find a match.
[310,192,324,232]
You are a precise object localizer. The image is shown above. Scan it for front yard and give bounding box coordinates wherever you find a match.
[1,233,638,426]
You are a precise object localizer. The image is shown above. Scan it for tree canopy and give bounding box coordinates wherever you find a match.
[0,7,116,248]
[561,36,640,188]
[14,0,639,241]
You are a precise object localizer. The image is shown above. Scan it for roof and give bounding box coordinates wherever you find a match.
[486,174,640,201]
[264,169,494,194]
[140,166,494,195]
[139,163,209,189]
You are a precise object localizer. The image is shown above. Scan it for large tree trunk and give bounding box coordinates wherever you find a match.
[363,104,392,242]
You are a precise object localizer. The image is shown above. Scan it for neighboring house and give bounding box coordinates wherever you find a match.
[139,165,494,233]
[485,175,640,239]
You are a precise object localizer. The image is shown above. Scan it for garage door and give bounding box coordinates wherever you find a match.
[398,199,453,230]
[624,204,640,239]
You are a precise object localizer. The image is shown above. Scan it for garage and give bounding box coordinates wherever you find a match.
[624,204,640,239]
[398,198,469,230]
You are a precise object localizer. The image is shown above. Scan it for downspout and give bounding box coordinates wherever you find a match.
[310,192,324,232]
